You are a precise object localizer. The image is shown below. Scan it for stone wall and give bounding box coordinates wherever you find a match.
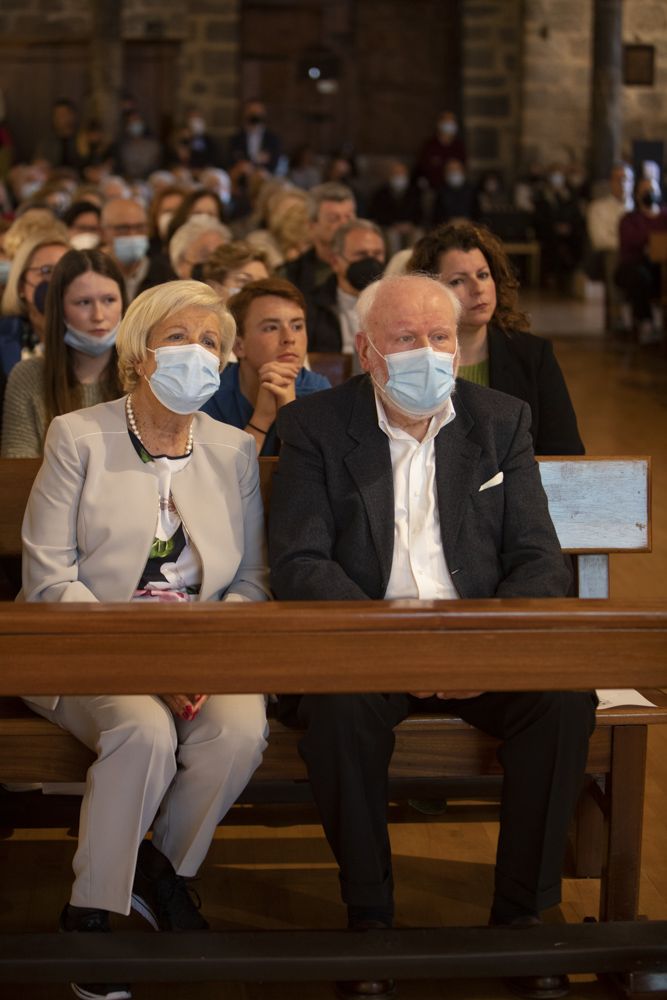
[623,0,667,147]
[518,0,667,170]
[519,0,594,170]
[0,0,665,175]
[460,0,524,175]
[0,0,241,160]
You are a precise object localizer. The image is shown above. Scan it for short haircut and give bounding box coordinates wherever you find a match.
[331,218,384,258]
[1,230,70,316]
[203,241,271,285]
[356,273,461,330]
[168,216,231,271]
[63,200,102,227]
[227,277,306,338]
[116,280,236,392]
[100,196,146,227]
[308,181,356,222]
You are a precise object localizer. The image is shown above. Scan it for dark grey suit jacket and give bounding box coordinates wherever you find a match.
[269,375,570,602]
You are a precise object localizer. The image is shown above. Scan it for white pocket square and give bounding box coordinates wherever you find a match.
[479,471,504,492]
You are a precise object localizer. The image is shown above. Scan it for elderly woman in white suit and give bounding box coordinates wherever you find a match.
[21,280,269,1000]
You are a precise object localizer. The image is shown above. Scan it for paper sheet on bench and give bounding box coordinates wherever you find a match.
[595,689,657,709]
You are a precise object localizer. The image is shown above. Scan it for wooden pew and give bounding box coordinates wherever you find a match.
[0,455,665,993]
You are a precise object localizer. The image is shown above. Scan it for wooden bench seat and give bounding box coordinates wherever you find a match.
[0,454,666,993]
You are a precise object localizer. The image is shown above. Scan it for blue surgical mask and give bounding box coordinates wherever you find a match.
[369,339,456,418]
[64,323,119,357]
[0,259,11,285]
[146,343,220,414]
[113,235,148,265]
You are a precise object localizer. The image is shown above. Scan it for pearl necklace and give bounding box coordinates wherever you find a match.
[126,394,193,455]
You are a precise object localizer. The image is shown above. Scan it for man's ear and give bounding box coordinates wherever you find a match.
[355,331,371,372]
[234,334,245,359]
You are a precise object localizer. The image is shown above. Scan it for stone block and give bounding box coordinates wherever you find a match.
[186,0,238,12]
[466,94,511,117]
[464,74,509,88]
[468,126,499,158]
[202,18,238,44]
[200,49,237,76]
[465,46,497,70]
[463,2,504,16]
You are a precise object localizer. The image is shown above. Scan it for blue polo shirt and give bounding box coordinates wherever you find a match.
[202,362,331,456]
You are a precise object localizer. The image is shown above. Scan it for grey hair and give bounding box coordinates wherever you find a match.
[168,216,231,270]
[355,272,462,330]
[307,181,356,221]
[331,218,384,258]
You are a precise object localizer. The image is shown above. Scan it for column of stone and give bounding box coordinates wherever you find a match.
[590,0,623,183]
[89,0,123,142]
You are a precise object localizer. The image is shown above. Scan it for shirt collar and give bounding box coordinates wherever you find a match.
[374,388,456,443]
[337,285,359,310]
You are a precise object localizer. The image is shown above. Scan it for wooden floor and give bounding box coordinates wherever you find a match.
[2,298,667,999]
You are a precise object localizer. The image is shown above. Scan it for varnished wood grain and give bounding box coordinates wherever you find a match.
[0,600,666,695]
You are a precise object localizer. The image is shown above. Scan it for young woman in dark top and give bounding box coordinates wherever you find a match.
[408,221,584,455]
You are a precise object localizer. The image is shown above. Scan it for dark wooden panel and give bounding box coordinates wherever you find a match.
[1,600,666,695]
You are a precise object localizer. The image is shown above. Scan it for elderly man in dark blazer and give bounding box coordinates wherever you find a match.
[269,274,595,1000]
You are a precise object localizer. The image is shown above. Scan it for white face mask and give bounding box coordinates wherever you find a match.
[70,232,100,251]
[368,338,457,418]
[439,121,457,138]
[146,343,221,414]
[157,211,174,239]
[64,322,119,357]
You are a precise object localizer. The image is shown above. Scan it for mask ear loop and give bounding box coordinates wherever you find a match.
[362,333,388,398]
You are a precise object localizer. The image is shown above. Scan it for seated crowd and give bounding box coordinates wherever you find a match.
[0,93,657,1000]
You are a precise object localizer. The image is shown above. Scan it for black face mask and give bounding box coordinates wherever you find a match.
[246,115,265,126]
[191,262,205,282]
[641,191,660,209]
[345,257,384,292]
[32,280,50,315]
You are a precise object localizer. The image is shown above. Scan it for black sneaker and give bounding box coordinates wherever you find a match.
[131,840,209,932]
[59,904,131,1000]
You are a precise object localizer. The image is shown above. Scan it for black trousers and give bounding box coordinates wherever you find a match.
[615,259,661,322]
[277,691,596,919]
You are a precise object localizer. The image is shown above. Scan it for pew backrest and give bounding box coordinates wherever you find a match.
[0,455,650,601]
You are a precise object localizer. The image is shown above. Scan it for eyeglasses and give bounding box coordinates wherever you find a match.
[24,264,56,279]
[108,223,147,236]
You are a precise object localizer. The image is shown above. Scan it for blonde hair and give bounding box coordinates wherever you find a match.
[3,212,68,259]
[116,280,237,392]
[1,230,70,316]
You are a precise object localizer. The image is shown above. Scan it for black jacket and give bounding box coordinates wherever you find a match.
[305,274,343,353]
[484,326,584,456]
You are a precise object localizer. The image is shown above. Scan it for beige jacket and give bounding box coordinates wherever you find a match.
[21,396,270,710]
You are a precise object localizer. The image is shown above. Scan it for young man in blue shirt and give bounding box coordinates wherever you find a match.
[202,277,330,455]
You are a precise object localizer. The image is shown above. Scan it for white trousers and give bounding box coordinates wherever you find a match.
[29,693,268,914]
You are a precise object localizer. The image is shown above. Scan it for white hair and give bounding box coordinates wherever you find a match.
[355,272,462,330]
[168,216,231,270]
[200,168,232,200]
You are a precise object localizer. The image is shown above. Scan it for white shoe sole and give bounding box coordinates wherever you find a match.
[130,893,159,931]
[70,984,131,1000]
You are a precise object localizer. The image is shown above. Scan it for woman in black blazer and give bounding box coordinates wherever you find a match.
[408,221,584,455]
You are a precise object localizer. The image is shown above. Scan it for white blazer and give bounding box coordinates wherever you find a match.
[21,396,270,710]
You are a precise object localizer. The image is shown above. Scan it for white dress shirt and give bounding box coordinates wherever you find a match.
[375,392,460,600]
[336,286,360,354]
[586,194,629,252]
